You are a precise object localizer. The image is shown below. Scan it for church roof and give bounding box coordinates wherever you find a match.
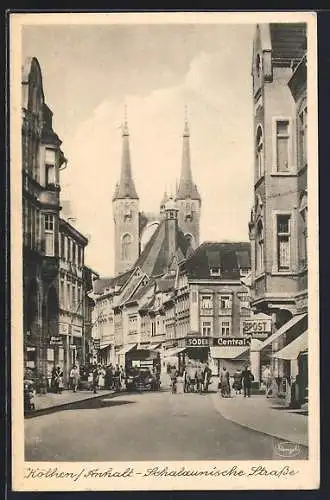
[113,121,139,201]
[134,219,188,277]
[182,241,251,280]
[176,119,201,201]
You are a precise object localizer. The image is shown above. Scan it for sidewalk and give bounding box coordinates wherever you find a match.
[28,389,115,415]
[211,393,308,447]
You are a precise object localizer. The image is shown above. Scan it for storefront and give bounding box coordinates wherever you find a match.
[256,313,307,400]
[210,337,250,376]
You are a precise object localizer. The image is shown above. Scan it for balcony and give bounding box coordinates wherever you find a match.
[200,308,213,316]
[39,189,60,207]
[218,308,232,316]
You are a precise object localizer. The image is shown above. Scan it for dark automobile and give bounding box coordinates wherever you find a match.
[126,368,160,392]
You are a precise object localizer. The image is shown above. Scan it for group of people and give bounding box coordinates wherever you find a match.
[89,364,125,393]
[219,365,255,398]
[169,361,212,394]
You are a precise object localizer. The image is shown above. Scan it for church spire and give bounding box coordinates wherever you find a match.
[176,110,201,201]
[112,109,139,201]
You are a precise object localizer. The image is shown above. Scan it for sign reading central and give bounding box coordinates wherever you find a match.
[185,337,251,347]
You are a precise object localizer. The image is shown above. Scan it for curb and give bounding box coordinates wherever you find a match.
[211,394,308,448]
[24,391,118,419]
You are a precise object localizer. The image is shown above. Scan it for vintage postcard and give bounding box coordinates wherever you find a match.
[10,11,319,491]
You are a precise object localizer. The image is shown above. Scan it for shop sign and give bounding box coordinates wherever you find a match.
[242,314,272,339]
[50,336,63,345]
[59,323,69,335]
[93,338,100,349]
[71,325,83,337]
[214,337,251,347]
[186,337,210,347]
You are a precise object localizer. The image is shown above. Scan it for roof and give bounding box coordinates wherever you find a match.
[156,277,175,292]
[112,122,139,201]
[183,242,251,280]
[269,23,307,66]
[176,120,201,201]
[93,268,133,295]
[133,220,188,277]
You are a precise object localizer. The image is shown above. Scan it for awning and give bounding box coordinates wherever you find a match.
[272,331,308,360]
[99,342,112,350]
[210,346,249,360]
[117,344,137,356]
[164,347,186,358]
[150,343,162,349]
[258,313,307,351]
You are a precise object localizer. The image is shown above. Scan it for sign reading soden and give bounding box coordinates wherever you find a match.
[186,337,210,347]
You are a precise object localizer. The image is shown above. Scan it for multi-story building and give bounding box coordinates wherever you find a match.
[163,242,252,375]
[22,57,96,387]
[57,218,88,381]
[248,23,308,404]
[22,57,67,379]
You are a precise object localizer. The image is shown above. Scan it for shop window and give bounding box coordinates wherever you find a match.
[277,214,291,271]
[44,214,55,256]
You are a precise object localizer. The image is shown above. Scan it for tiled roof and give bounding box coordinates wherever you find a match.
[156,277,175,292]
[183,242,251,280]
[93,268,133,295]
[270,23,307,66]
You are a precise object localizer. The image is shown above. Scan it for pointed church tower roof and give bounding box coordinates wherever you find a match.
[112,117,139,201]
[176,115,201,201]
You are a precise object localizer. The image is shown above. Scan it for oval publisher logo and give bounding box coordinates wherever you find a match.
[273,441,304,458]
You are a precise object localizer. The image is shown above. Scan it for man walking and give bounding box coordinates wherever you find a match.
[242,364,254,398]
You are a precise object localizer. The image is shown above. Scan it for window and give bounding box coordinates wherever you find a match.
[298,103,307,167]
[277,215,291,270]
[66,283,71,310]
[201,295,213,309]
[77,246,82,267]
[72,242,76,265]
[256,126,264,178]
[210,267,221,277]
[201,321,212,336]
[240,268,249,277]
[221,321,231,336]
[122,233,132,260]
[219,295,232,311]
[60,233,65,259]
[128,315,137,335]
[275,119,290,172]
[67,238,71,262]
[60,280,64,308]
[44,214,55,256]
[45,148,56,186]
[239,293,251,316]
[299,193,308,268]
[256,220,264,271]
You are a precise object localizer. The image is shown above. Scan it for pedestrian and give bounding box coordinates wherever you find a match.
[220,367,230,397]
[242,364,254,398]
[92,364,99,394]
[233,368,243,395]
[54,366,64,394]
[169,365,178,394]
[196,363,204,394]
[203,362,212,392]
[262,365,273,398]
[69,365,80,392]
[114,364,121,391]
[98,365,105,390]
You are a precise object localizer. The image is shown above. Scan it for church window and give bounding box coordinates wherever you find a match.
[121,233,133,260]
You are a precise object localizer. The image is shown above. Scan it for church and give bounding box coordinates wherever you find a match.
[112,115,202,277]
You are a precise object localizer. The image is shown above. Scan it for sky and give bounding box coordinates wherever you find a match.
[22,22,255,276]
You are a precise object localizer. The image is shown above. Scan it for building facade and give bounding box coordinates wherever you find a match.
[248,23,308,404]
[22,57,96,387]
[22,57,67,379]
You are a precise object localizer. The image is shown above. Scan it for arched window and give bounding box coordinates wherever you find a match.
[256,125,264,178]
[256,219,264,271]
[121,233,133,260]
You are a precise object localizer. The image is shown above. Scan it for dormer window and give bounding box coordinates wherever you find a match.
[210,267,221,277]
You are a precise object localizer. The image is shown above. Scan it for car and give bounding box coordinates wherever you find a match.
[125,369,160,392]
